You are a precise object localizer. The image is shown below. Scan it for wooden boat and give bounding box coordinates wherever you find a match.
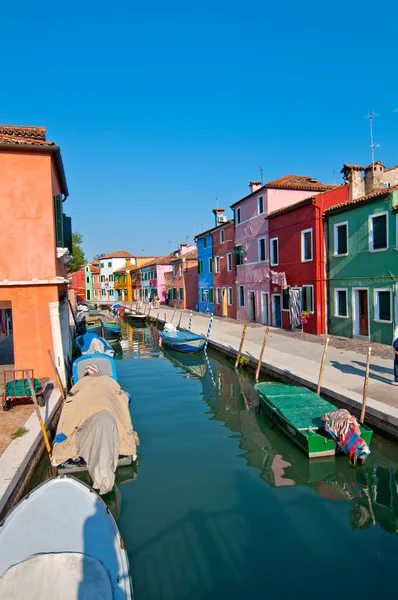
[75,332,115,356]
[0,476,133,599]
[160,330,206,353]
[255,382,373,459]
[85,316,104,336]
[102,321,122,341]
[72,352,118,383]
[125,312,147,324]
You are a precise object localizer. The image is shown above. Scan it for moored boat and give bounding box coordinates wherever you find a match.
[0,476,133,599]
[102,321,122,341]
[125,312,147,324]
[72,352,118,383]
[75,331,115,356]
[255,382,372,460]
[160,330,206,353]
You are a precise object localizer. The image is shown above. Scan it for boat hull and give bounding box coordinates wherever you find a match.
[161,336,205,353]
[57,454,135,474]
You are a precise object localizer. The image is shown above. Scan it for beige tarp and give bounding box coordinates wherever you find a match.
[52,375,139,466]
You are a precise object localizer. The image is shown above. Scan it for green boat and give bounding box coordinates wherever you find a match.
[254,382,373,459]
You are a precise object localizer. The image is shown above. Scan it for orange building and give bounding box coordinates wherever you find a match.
[0,125,72,384]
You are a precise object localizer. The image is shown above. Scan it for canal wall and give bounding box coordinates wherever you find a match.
[156,306,398,440]
[0,386,62,519]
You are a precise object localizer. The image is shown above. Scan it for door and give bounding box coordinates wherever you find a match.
[222,288,227,317]
[261,292,269,325]
[359,290,369,336]
[248,292,256,321]
[272,295,281,327]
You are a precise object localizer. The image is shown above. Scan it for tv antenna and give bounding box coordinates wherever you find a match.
[364,109,380,165]
[259,166,263,184]
[211,197,218,209]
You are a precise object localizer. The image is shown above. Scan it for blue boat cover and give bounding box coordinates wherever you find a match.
[160,331,204,342]
[75,332,113,355]
[72,353,118,383]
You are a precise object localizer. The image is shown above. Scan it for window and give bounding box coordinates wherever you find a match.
[270,238,278,266]
[257,196,264,215]
[383,182,391,188]
[209,257,213,273]
[100,263,104,268]
[227,253,232,271]
[228,287,233,305]
[302,286,313,312]
[108,262,112,267]
[109,275,113,282]
[301,229,313,262]
[236,207,241,224]
[102,289,106,296]
[220,230,225,243]
[172,265,177,278]
[369,213,388,251]
[209,287,214,303]
[179,288,184,300]
[179,264,182,277]
[239,285,245,307]
[198,260,203,274]
[100,275,105,282]
[216,288,221,304]
[109,289,114,296]
[374,289,392,322]
[86,277,90,283]
[282,288,290,310]
[124,275,127,282]
[201,288,204,302]
[258,238,266,262]
[215,256,220,273]
[203,237,208,249]
[172,288,177,300]
[334,222,348,255]
[335,289,348,317]
[234,245,244,266]
[53,194,64,247]
[87,290,91,300]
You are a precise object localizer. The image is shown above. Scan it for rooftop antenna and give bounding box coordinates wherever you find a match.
[211,197,218,209]
[259,166,264,184]
[333,168,336,185]
[364,109,380,165]
[168,240,172,250]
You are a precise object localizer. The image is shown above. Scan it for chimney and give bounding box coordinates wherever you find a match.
[364,161,385,195]
[179,243,188,256]
[212,208,225,226]
[249,181,262,194]
[341,164,364,200]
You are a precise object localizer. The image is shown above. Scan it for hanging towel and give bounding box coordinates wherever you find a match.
[289,289,301,328]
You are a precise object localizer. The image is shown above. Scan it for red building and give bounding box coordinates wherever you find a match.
[170,245,198,309]
[212,219,236,318]
[69,268,86,303]
[267,185,349,335]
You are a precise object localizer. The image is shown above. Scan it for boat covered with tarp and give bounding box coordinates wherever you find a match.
[255,382,372,461]
[72,353,118,383]
[102,321,122,341]
[0,476,133,599]
[160,330,205,353]
[75,332,114,356]
[52,374,139,494]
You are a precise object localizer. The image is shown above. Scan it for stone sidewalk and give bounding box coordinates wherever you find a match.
[153,306,398,434]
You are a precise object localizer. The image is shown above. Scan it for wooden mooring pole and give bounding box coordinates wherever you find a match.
[235,323,248,369]
[178,312,183,328]
[171,309,176,324]
[47,349,66,402]
[25,370,53,461]
[255,327,269,383]
[317,337,330,395]
[360,347,372,423]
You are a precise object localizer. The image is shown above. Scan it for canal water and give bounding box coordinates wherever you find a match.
[36,321,398,598]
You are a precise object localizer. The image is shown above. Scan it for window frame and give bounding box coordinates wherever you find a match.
[236,207,241,224]
[215,256,220,273]
[257,195,264,215]
[203,237,208,249]
[258,237,266,262]
[198,260,203,275]
[239,285,245,307]
[369,211,388,252]
[108,262,112,267]
[216,287,221,304]
[333,221,349,256]
[209,257,213,274]
[270,237,279,266]
[301,284,314,312]
[220,229,225,243]
[179,287,184,301]
[334,288,348,318]
[374,288,392,323]
[227,253,232,271]
[301,228,313,262]
[228,287,233,306]
[209,287,214,303]
[282,287,290,311]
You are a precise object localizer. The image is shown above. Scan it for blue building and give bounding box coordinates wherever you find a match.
[195,229,214,313]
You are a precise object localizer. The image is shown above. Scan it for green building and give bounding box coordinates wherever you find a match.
[326,187,398,345]
[84,263,93,301]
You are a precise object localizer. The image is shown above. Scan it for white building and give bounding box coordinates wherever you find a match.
[99,250,134,301]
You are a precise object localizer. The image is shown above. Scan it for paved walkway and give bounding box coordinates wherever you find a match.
[154,307,398,424]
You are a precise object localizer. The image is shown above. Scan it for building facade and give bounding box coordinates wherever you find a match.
[170,245,198,309]
[195,230,214,314]
[267,185,349,334]
[326,182,398,345]
[231,176,335,324]
[212,217,236,318]
[0,124,72,383]
[99,251,134,301]
[69,268,86,304]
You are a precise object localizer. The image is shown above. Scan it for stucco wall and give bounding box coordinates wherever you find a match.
[197,235,214,313]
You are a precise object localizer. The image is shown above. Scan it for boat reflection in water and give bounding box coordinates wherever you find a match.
[160,345,208,380]
[201,356,398,536]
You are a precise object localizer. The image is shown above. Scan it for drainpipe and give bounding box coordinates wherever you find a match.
[49,301,67,387]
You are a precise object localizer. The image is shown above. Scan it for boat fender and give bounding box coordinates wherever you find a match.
[127,394,132,404]
[54,433,67,444]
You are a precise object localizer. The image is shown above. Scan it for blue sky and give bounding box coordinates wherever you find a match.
[2,0,397,260]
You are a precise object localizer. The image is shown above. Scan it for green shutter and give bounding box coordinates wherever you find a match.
[179,288,184,300]
[209,288,214,303]
[54,195,64,247]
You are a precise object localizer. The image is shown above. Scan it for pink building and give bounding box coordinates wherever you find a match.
[231,176,335,325]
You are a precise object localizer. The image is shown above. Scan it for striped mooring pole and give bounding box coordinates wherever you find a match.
[188,311,193,331]
[204,313,214,351]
